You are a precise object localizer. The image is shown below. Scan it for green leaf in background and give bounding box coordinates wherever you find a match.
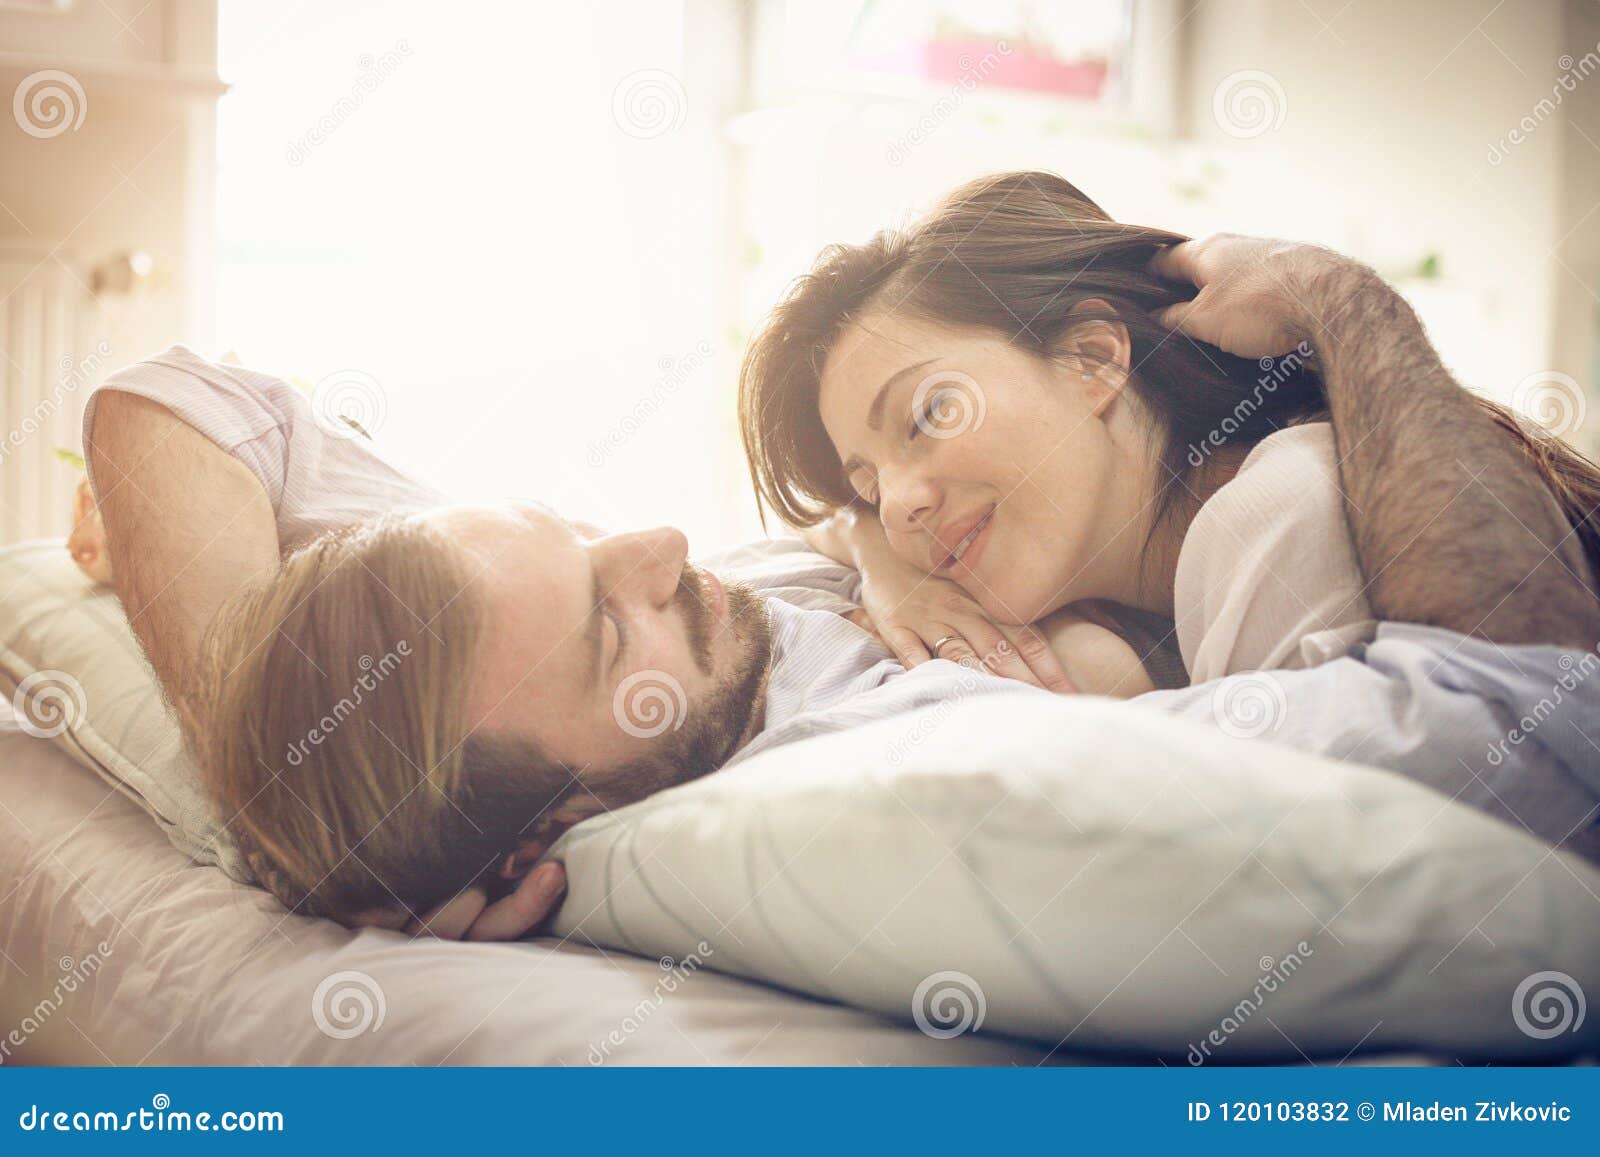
[339,415,373,440]
[52,447,86,472]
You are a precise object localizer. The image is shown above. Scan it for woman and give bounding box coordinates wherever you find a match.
[738,171,1600,696]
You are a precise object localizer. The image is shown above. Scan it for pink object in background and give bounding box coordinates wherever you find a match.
[852,39,1108,99]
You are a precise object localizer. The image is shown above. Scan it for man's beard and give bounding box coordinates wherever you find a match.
[596,568,772,809]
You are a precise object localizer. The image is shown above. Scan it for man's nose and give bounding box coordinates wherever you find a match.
[878,468,940,536]
[594,526,689,607]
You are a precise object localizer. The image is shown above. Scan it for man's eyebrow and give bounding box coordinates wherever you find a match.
[841,358,938,479]
[553,512,607,694]
[583,565,604,693]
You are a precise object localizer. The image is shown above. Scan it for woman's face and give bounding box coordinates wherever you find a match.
[816,310,1148,624]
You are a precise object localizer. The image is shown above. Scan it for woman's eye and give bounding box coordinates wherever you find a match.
[910,389,948,441]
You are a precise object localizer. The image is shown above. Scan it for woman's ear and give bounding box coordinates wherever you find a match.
[1060,298,1133,417]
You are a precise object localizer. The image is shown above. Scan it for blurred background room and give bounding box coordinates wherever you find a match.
[2,0,1597,552]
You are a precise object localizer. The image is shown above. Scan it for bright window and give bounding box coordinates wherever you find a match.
[216,1,755,549]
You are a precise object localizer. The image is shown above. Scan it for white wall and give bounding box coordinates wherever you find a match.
[1181,0,1595,445]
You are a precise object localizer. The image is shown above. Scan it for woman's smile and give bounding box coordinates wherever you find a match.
[934,504,996,575]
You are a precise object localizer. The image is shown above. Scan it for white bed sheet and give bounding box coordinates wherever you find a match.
[0,713,1053,1066]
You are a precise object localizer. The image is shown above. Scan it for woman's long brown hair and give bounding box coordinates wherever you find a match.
[737,170,1600,581]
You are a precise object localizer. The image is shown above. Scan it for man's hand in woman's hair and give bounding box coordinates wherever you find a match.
[1148,233,1352,361]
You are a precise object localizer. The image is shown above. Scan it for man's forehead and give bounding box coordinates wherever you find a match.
[461,502,597,734]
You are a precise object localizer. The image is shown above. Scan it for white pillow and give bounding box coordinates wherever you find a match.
[549,691,1600,1060]
[0,540,248,880]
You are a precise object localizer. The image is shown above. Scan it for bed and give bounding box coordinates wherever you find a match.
[4,539,1597,1066]
[0,705,1056,1066]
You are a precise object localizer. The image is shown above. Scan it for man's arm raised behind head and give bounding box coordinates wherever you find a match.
[89,387,570,942]
[87,391,279,740]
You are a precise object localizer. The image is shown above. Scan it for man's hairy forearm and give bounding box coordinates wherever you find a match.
[1305,264,1600,647]
[87,392,280,739]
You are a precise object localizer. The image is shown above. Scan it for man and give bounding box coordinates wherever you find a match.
[85,235,1600,941]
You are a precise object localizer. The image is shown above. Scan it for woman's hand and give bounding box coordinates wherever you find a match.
[858,563,1076,694]
[806,505,1081,688]
[809,507,1074,691]
[1149,233,1360,361]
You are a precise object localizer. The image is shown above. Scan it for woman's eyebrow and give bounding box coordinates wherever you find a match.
[866,358,936,430]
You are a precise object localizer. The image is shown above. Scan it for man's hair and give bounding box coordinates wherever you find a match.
[197,514,577,923]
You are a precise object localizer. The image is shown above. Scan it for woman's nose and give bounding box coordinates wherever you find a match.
[595,526,689,606]
[878,469,940,536]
